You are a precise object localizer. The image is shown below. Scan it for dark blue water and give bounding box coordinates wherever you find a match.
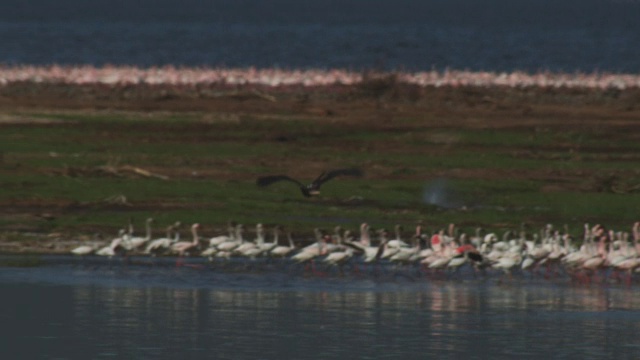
[0,0,639,72]
[2,257,640,359]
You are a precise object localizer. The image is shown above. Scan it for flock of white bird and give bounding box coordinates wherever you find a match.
[71,219,640,282]
[3,65,640,89]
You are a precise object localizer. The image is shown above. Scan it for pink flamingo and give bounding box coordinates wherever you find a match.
[172,223,202,266]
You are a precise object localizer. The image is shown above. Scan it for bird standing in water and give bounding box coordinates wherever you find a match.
[256,168,363,197]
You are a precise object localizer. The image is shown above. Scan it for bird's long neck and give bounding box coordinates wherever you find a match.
[334,228,343,245]
[128,222,134,237]
[318,237,327,255]
[415,225,422,246]
[379,231,388,245]
[192,226,199,245]
[448,223,456,238]
[287,232,294,248]
[360,227,370,247]
[256,225,264,245]
[236,226,244,243]
[145,220,152,240]
[413,230,422,250]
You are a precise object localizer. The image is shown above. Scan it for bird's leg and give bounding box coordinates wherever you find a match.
[583,270,592,285]
[581,270,592,285]
[625,270,633,287]
[311,259,327,277]
[610,269,621,282]
[543,262,551,279]
[352,262,361,276]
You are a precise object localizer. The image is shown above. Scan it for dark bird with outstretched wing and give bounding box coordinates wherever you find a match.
[256,168,363,197]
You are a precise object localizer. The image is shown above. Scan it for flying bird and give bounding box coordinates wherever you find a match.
[256,168,363,197]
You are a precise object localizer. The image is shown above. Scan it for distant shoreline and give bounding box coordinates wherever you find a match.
[2,65,639,114]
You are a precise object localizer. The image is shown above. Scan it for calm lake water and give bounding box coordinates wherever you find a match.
[2,256,640,359]
[0,0,639,72]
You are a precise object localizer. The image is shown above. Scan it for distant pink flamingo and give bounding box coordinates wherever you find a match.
[172,223,202,266]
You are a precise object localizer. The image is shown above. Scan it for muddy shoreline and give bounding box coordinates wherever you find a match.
[2,80,640,111]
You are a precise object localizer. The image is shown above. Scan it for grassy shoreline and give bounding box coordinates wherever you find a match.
[1,83,639,253]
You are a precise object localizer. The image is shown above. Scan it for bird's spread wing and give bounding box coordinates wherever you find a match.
[256,175,304,188]
[313,168,363,186]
